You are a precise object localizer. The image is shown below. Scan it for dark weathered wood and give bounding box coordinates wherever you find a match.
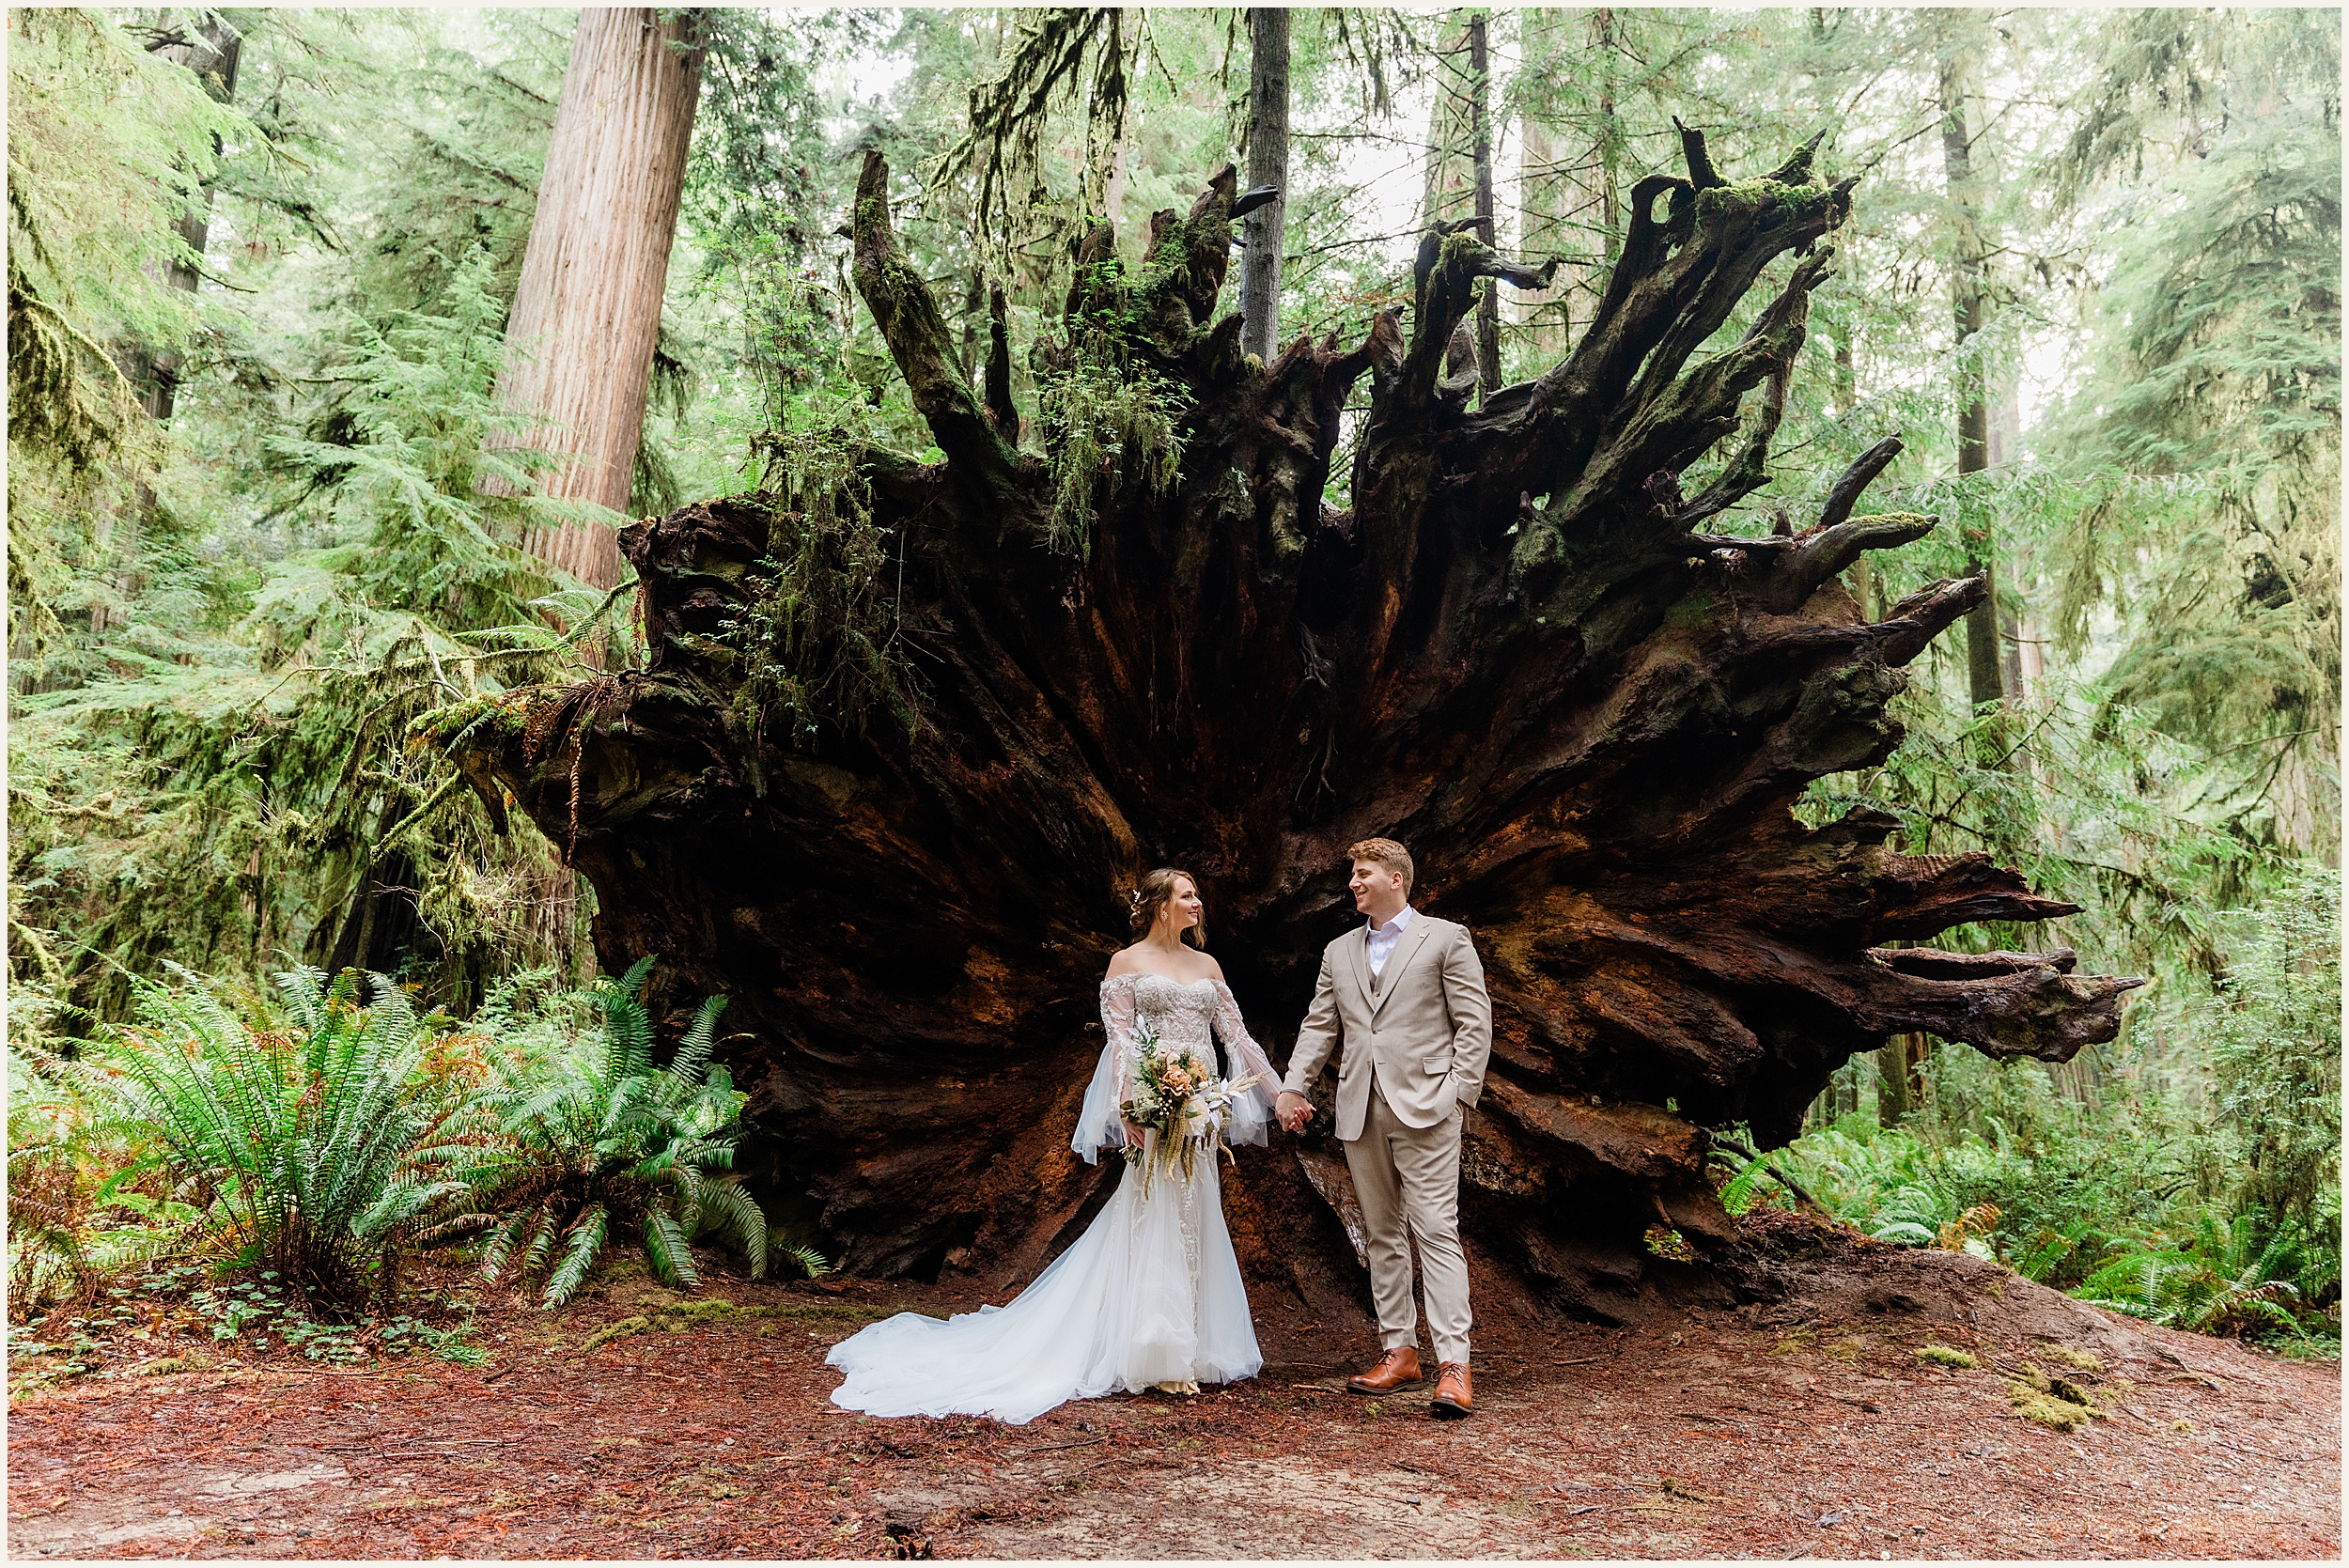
[458,133,2139,1319]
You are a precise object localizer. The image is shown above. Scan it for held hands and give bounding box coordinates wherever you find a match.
[1275,1091,1314,1134]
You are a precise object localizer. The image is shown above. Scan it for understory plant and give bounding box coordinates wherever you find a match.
[461,957,772,1306]
[7,1040,134,1314]
[91,966,496,1312]
[2073,1211,2327,1340]
[1034,346,1186,556]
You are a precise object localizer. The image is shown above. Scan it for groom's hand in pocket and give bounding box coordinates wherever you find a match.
[1276,1091,1314,1133]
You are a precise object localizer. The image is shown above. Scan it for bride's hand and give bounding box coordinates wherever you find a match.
[1122,1118,1147,1144]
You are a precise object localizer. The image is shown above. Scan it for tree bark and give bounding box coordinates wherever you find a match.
[1940,41,2002,712]
[127,15,242,425]
[1595,12,1622,263]
[1515,111,1568,353]
[1238,7,1289,366]
[492,8,706,591]
[1468,13,1501,397]
[459,135,2139,1321]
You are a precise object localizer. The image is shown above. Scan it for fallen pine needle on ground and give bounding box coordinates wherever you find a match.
[8,1229,2338,1560]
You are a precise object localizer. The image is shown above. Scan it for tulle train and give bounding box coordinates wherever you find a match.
[826,1141,1262,1425]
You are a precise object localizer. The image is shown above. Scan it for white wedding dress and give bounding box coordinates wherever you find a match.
[826,972,1283,1425]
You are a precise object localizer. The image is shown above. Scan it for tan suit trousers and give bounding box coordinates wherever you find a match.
[1346,1065,1471,1364]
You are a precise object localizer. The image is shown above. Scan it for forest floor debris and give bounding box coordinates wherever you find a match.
[8,1242,2337,1560]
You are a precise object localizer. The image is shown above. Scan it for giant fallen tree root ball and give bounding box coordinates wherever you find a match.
[457,133,2139,1322]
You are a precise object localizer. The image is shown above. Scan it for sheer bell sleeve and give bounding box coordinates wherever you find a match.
[1208,980,1282,1150]
[1072,976,1139,1164]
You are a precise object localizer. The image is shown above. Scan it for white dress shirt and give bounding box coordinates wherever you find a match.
[1364,905,1419,980]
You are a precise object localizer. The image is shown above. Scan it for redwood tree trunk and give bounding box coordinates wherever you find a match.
[1467,13,1501,396]
[1939,39,2002,710]
[1237,8,1289,365]
[493,8,705,591]
[461,133,2138,1322]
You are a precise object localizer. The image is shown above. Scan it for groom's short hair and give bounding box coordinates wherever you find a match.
[1346,838,1414,895]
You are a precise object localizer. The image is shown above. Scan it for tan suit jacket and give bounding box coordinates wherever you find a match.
[1282,914,1493,1142]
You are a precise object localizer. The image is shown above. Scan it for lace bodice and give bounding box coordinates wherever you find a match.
[1071,973,1282,1163]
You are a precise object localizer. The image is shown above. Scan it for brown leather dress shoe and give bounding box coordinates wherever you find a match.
[1429,1361,1473,1419]
[1346,1345,1423,1394]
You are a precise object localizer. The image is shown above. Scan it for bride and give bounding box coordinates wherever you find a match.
[826,868,1283,1425]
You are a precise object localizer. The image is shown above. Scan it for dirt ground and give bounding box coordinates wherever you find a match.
[8,1220,2339,1560]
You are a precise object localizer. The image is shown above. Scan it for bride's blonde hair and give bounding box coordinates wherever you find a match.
[1129,867,1207,948]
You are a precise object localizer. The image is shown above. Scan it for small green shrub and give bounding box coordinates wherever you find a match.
[2073,1213,2310,1339]
[92,966,492,1312]
[462,957,783,1307]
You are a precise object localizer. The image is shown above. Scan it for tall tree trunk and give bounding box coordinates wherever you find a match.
[459,135,2137,1320]
[1467,12,1501,397]
[1515,107,1568,355]
[1238,7,1289,365]
[493,8,706,591]
[1595,11,1622,263]
[1940,41,2001,712]
[1422,24,1473,230]
[1987,377,2030,700]
[95,17,242,637]
[130,16,242,424]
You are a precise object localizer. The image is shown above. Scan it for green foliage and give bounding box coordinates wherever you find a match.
[9,240,610,1026]
[682,9,854,414]
[1773,1004,2340,1347]
[1034,344,1187,556]
[13,955,817,1339]
[2200,868,2342,1231]
[6,1039,190,1314]
[932,8,1134,273]
[715,396,921,747]
[6,7,243,660]
[258,242,569,631]
[2073,1207,2335,1346]
[464,958,778,1307]
[90,966,496,1312]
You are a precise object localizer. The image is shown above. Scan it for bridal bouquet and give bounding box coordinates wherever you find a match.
[1118,1018,1263,1191]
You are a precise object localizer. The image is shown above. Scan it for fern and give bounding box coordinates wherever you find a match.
[89,966,487,1312]
[693,1181,769,1281]
[2076,1214,2317,1338]
[641,1210,699,1291]
[463,959,768,1307]
[542,1203,608,1308]
[774,1238,832,1281]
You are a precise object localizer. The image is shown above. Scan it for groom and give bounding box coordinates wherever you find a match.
[1277,839,1492,1420]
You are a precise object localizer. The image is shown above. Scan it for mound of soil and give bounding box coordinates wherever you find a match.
[8,1215,2337,1560]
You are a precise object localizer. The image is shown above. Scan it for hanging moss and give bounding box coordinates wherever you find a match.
[719,404,920,748]
[1034,339,1186,557]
